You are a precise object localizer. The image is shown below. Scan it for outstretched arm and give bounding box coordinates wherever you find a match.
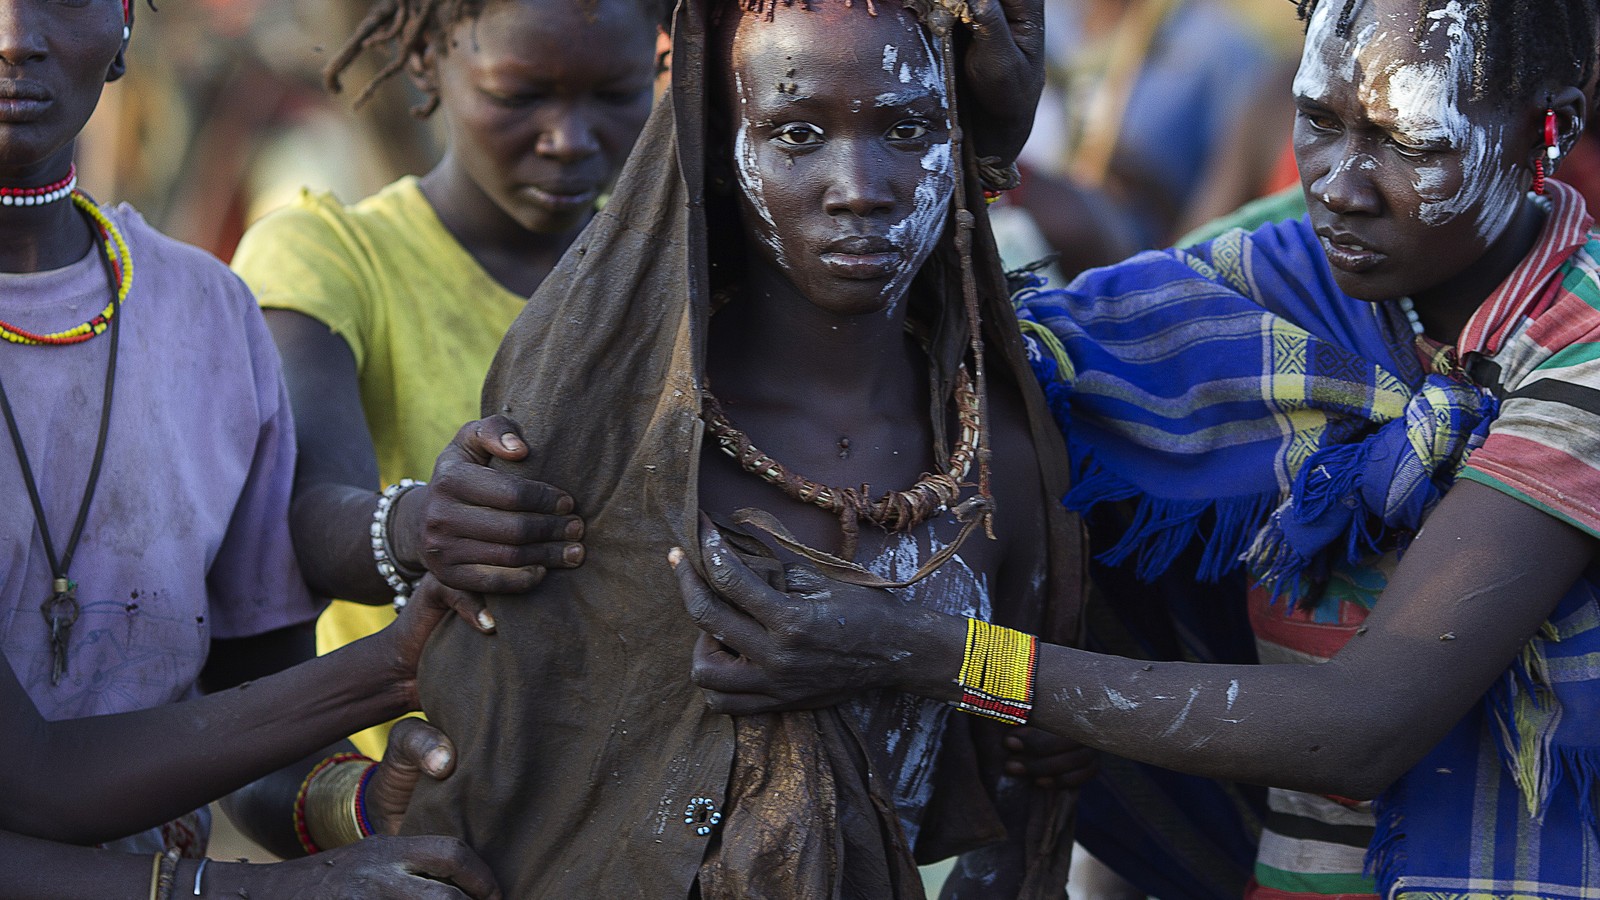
[0,831,500,900]
[0,577,490,845]
[678,480,1596,799]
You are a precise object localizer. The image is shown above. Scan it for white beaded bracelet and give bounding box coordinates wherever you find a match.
[372,479,426,609]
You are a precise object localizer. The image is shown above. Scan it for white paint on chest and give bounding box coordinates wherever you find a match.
[845,530,990,846]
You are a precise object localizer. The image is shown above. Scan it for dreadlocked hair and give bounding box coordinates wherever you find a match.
[1294,0,1600,104]
[325,0,670,117]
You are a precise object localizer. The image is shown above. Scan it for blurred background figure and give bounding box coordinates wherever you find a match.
[76,0,439,261]
[991,0,1300,280]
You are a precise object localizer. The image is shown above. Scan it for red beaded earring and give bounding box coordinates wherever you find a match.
[1534,107,1558,195]
[122,0,131,40]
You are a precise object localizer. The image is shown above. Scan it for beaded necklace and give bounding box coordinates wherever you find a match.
[0,164,77,207]
[0,191,132,346]
[0,191,126,683]
[702,364,981,562]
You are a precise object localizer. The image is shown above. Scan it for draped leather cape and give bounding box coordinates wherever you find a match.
[402,2,1086,896]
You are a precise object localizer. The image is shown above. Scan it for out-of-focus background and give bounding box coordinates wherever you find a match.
[83,0,1305,272]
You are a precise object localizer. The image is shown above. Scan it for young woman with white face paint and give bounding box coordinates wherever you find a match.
[677,0,1600,895]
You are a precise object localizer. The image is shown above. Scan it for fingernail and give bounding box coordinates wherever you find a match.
[555,496,574,515]
[564,519,584,541]
[564,544,585,565]
[1006,761,1025,775]
[477,609,497,632]
[668,547,683,567]
[501,432,524,452]
[426,747,453,773]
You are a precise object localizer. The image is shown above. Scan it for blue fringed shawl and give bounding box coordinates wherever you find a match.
[1018,217,1600,898]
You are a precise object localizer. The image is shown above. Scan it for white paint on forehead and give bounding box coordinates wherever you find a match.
[1295,0,1520,240]
[1292,0,1366,103]
[882,42,898,73]
[731,71,787,268]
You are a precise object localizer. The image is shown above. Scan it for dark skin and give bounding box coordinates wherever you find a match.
[676,0,1600,804]
[0,579,502,899]
[0,0,494,888]
[700,7,1077,895]
[238,0,662,857]
[269,0,661,607]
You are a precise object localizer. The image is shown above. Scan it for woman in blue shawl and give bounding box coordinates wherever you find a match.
[675,0,1600,897]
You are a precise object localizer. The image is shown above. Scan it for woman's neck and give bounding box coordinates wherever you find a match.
[0,202,92,275]
[707,265,924,412]
[1411,194,1548,344]
[417,157,586,298]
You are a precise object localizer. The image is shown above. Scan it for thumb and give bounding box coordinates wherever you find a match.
[475,413,529,462]
[368,719,457,834]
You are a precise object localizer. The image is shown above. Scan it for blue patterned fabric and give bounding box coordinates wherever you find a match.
[1016,217,1600,898]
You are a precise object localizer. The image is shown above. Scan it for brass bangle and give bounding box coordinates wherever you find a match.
[147,852,163,900]
[304,759,375,850]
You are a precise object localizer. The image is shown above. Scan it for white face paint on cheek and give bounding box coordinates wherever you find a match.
[731,72,788,268]
[880,142,953,315]
[878,27,952,316]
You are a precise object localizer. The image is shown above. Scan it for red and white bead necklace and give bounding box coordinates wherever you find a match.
[0,165,78,207]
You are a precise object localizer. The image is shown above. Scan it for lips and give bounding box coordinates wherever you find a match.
[1317,229,1388,274]
[0,81,51,123]
[820,235,902,279]
[519,183,600,213]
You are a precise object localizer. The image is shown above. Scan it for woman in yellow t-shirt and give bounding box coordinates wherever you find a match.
[228,0,662,824]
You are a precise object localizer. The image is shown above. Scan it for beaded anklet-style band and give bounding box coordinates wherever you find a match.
[372,479,426,609]
[293,752,377,854]
[951,617,1037,725]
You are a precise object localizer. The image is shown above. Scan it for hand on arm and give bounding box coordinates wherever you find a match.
[681,482,1598,800]
[265,309,582,602]
[671,516,965,714]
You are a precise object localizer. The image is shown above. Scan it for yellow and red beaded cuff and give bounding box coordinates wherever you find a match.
[951,617,1037,725]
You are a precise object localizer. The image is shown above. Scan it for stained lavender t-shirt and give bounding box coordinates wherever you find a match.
[0,204,319,724]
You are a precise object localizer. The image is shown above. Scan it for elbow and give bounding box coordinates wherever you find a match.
[1285,720,1431,801]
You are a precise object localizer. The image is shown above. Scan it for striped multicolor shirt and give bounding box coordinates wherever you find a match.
[1245,180,1600,900]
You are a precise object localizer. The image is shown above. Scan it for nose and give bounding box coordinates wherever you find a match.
[535,106,601,163]
[1310,141,1381,217]
[0,2,45,67]
[823,140,895,219]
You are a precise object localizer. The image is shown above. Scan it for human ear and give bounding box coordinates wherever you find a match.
[1547,86,1587,178]
[105,24,129,83]
[1531,86,1587,180]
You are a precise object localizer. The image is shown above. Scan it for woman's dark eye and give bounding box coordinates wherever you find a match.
[774,123,824,147]
[1300,110,1338,133]
[1389,139,1433,161]
[888,120,929,141]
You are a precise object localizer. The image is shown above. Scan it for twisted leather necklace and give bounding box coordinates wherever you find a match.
[702,364,981,563]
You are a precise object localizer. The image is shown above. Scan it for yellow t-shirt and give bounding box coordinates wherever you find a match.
[232,176,525,756]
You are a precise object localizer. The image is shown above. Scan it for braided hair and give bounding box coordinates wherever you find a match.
[1294,0,1600,104]
[325,0,668,116]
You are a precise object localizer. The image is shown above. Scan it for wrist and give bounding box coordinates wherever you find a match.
[895,609,967,702]
[386,483,428,573]
[293,753,377,854]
